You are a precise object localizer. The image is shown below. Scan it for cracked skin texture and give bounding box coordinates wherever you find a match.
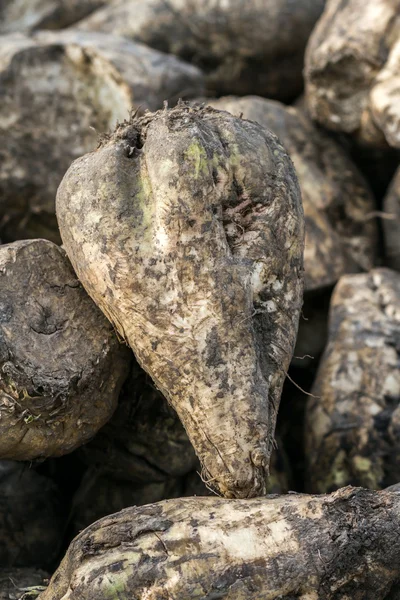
[40,488,400,600]
[56,103,304,499]
[0,239,130,460]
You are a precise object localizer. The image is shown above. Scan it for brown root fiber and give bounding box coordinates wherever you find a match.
[56,103,305,498]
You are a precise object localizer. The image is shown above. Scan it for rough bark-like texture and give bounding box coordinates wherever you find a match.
[0,30,203,243]
[208,96,377,292]
[305,0,400,149]
[76,0,325,100]
[0,0,108,34]
[71,468,182,534]
[40,487,400,600]
[384,167,400,271]
[0,568,48,600]
[80,360,198,483]
[306,269,400,493]
[0,461,64,568]
[56,103,304,498]
[0,239,130,460]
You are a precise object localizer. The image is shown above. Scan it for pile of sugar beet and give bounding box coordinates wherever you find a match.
[1,0,400,598]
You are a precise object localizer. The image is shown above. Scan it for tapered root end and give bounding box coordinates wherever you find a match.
[204,447,270,499]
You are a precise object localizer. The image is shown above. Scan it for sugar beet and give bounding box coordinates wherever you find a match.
[0,30,203,242]
[0,0,107,34]
[306,269,400,492]
[76,0,325,100]
[0,239,130,460]
[40,488,400,600]
[305,0,400,149]
[56,103,304,498]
